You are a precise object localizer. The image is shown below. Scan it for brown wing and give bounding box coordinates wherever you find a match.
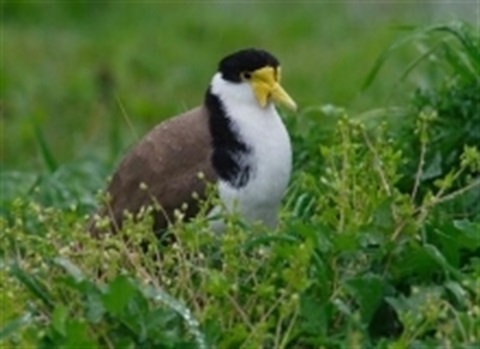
[90,106,216,235]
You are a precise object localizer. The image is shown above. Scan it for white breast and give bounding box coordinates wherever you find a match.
[219,106,292,228]
[209,73,292,229]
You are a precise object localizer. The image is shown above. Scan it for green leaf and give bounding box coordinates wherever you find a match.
[333,233,358,252]
[345,274,385,324]
[430,219,480,269]
[372,199,394,230]
[444,281,468,307]
[393,245,438,280]
[63,320,98,348]
[299,294,329,336]
[422,152,443,180]
[85,291,105,324]
[101,275,136,316]
[453,220,480,250]
[144,284,207,349]
[143,308,184,345]
[52,305,68,336]
[424,243,463,279]
[311,250,330,288]
[332,298,352,316]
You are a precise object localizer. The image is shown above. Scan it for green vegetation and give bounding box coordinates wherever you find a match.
[2,3,479,348]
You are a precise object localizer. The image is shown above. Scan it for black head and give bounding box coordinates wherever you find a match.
[218,48,280,83]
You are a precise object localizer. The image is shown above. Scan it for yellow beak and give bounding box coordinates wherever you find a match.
[250,66,297,111]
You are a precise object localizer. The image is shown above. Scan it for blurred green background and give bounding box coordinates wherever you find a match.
[2,2,475,171]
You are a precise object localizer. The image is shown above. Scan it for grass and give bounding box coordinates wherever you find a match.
[1,3,479,348]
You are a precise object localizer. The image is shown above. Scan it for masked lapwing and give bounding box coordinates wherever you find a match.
[90,48,297,236]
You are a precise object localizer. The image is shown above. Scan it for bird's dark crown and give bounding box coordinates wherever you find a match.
[218,48,280,83]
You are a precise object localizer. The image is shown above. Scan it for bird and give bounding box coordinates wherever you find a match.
[90,48,297,237]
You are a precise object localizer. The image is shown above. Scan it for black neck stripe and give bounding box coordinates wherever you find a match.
[205,88,252,188]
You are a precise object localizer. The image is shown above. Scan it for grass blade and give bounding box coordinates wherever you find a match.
[242,234,299,252]
[363,21,480,91]
[10,263,54,309]
[53,257,85,283]
[442,43,476,80]
[428,24,480,69]
[0,313,33,340]
[33,123,58,173]
[362,30,424,91]
[397,42,443,82]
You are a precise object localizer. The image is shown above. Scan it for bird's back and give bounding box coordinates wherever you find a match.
[90,106,216,235]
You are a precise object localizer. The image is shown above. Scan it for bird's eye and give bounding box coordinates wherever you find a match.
[242,72,252,80]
